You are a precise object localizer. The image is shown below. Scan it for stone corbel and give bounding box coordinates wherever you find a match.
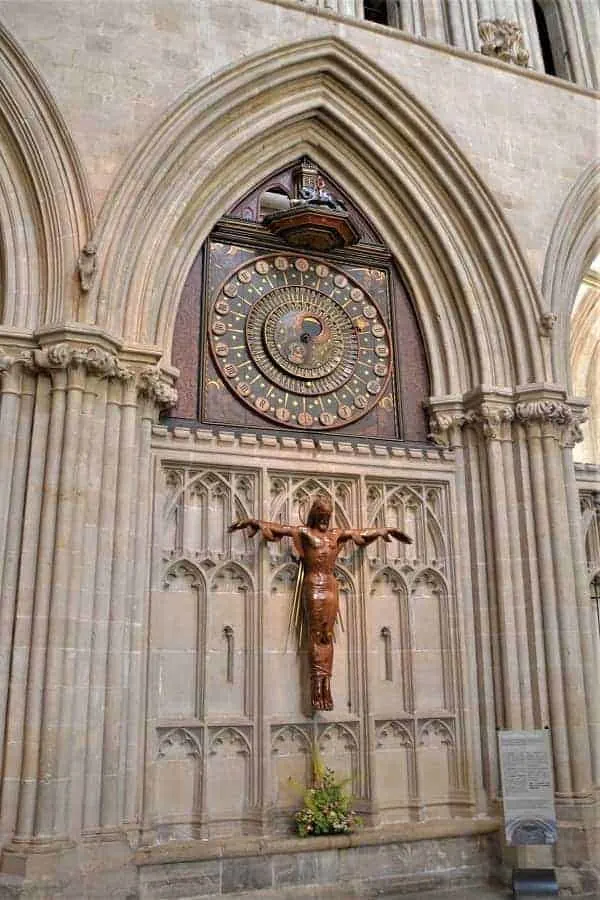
[427,409,466,448]
[77,241,97,293]
[539,312,557,338]
[137,366,178,411]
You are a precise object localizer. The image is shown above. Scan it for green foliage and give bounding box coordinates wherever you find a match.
[294,748,361,837]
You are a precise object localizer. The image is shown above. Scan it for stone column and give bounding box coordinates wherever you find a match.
[428,404,487,811]
[0,335,176,878]
[562,419,600,785]
[0,350,36,834]
[467,398,534,731]
[394,0,451,42]
[515,394,593,797]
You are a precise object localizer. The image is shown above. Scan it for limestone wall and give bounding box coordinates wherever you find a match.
[0,2,598,896]
[0,0,596,288]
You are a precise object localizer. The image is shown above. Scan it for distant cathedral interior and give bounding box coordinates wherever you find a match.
[0,1,598,897]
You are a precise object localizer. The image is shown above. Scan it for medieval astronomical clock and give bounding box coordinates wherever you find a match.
[169,160,429,441]
[209,254,392,430]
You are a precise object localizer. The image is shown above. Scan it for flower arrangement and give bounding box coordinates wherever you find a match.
[294,749,361,837]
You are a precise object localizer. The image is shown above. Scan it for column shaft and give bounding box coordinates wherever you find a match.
[485,436,523,729]
[101,380,138,827]
[464,427,499,796]
[526,425,571,793]
[543,432,592,793]
[83,380,122,831]
[451,430,486,810]
[501,437,534,728]
[0,364,26,769]
[35,366,85,838]
[16,370,67,838]
[563,444,600,783]
[0,376,51,837]
[70,379,108,835]
[56,374,100,834]
[124,410,153,823]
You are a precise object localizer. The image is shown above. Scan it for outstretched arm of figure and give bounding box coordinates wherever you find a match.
[228,518,298,543]
[337,527,412,548]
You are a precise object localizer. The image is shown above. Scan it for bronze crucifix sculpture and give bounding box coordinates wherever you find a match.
[228,494,412,711]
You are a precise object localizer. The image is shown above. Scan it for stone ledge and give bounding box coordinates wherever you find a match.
[135,817,500,867]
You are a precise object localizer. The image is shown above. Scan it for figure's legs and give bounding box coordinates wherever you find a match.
[322,676,333,711]
[311,675,324,710]
[310,628,334,711]
[306,591,337,711]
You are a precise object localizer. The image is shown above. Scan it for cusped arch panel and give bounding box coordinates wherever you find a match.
[0,23,93,328]
[163,558,204,591]
[89,37,545,395]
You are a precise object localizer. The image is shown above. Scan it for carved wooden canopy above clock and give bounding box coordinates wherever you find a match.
[167,159,430,442]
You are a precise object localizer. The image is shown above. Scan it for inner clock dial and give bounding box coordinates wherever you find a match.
[247,286,359,395]
[209,253,392,430]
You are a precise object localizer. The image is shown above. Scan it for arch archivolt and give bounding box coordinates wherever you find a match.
[544,161,600,390]
[88,37,545,396]
[0,23,92,330]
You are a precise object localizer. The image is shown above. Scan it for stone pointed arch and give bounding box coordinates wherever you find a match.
[543,161,600,389]
[89,37,545,395]
[0,23,93,329]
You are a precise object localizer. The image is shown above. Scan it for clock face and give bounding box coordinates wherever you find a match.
[208,253,392,430]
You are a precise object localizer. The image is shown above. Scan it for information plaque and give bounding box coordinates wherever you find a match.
[498,730,557,845]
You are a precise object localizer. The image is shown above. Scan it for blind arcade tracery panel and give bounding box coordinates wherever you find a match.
[146,459,471,838]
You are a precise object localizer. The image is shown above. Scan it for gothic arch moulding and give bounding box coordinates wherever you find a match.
[543,161,600,390]
[0,23,93,329]
[88,37,546,396]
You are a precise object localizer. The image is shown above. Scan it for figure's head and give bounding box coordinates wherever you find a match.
[307,493,333,531]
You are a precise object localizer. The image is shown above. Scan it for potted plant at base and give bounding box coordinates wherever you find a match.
[294,749,361,837]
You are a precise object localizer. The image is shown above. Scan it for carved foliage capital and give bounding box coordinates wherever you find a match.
[32,342,134,381]
[0,341,178,413]
[515,399,571,426]
[466,402,514,441]
[478,18,529,67]
[515,399,585,446]
[0,347,38,385]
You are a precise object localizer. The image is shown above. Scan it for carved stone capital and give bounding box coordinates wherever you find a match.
[0,347,37,387]
[466,402,514,441]
[515,398,585,446]
[478,18,529,68]
[427,410,466,448]
[31,342,134,381]
[562,409,587,449]
[0,350,16,373]
[515,399,572,426]
[137,366,178,410]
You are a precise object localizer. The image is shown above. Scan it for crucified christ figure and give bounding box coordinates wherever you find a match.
[228,494,411,712]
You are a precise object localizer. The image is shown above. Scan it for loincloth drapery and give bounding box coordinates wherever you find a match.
[287,562,343,663]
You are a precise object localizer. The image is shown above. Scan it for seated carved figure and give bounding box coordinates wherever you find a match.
[229,494,411,711]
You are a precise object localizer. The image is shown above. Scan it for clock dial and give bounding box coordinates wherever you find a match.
[208,253,392,430]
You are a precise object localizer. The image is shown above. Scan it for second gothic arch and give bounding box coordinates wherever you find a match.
[87,36,547,397]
